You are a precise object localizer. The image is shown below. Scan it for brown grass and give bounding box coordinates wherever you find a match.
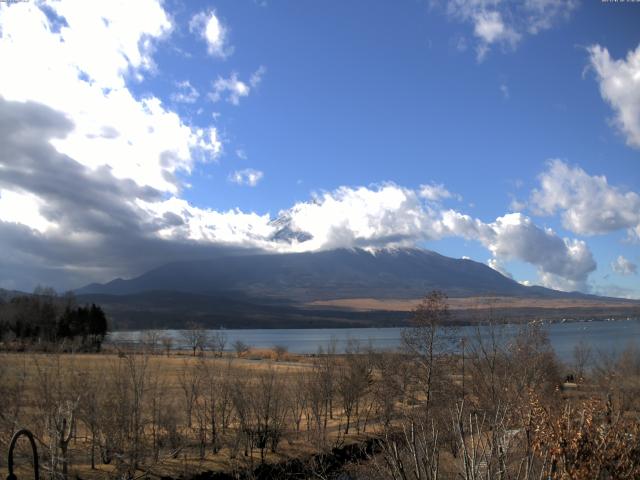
[0,350,365,479]
[308,295,640,312]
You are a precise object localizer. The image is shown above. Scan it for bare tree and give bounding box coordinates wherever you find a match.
[54,400,77,480]
[374,409,441,480]
[467,313,511,415]
[572,338,592,382]
[337,339,372,434]
[73,369,103,470]
[123,352,150,472]
[233,340,250,358]
[161,335,173,357]
[198,358,235,456]
[181,323,207,356]
[33,355,79,480]
[0,355,27,469]
[142,329,161,354]
[288,371,308,437]
[178,359,203,429]
[507,322,560,406]
[402,290,454,409]
[306,345,338,449]
[272,344,288,362]
[209,329,227,358]
[370,350,402,429]
[239,369,289,463]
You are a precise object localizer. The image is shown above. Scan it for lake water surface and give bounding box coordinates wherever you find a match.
[109,318,640,364]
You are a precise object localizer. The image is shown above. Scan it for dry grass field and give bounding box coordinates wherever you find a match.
[0,347,388,480]
[2,295,640,479]
[309,295,640,312]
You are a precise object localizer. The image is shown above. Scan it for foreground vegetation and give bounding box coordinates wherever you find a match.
[1,292,639,479]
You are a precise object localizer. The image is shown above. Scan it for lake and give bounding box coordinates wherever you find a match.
[108,318,640,364]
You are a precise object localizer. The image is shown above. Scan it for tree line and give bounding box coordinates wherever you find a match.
[0,287,108,351]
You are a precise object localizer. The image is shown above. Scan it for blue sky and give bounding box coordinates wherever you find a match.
[0,0,639,297]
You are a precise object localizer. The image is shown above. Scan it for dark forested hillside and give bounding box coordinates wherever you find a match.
[0,288,108,350]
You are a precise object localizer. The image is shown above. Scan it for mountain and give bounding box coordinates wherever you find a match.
[0,288,29,302]
[71,248,640,329]
[77,247,569,301]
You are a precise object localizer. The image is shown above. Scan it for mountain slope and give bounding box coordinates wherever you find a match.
[78,247,585,301]
[75,248,640,329]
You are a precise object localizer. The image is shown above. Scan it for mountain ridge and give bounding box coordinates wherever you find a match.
[77,247,602,301]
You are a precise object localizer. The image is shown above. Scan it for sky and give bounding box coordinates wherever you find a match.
[0,0,639,298]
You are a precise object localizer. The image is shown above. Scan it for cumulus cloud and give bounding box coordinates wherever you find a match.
[611,255,637,276]
[487,258,513,279]
[0,1,221,194]
[589,43,640,149]
[229,169,264,187]
[281,185,441,251]
[171,80,200,104]
[439,210,596,291]
[268,188,596,292]
[0,98,235,289]
[419,183,461,202]
[473,11,520,60]
[530,160,640,238]
[209,67,265,105]
[189,10,231,58]
[443,0,577,61]
[0,104,598,295]
[0,1,229,290]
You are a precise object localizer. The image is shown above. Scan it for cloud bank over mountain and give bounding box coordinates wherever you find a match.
[0,1,637,299]
[0,96,599,293]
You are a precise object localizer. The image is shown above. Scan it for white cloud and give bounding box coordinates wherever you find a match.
[589,43,640,149]
[0,1,221,195]
[509,197,526,212]
[419,183,460,202]
[611,255,637,276]
[487,258,513,279]
[269,186,596,291]
[0,189,55,233]
[189,10,231,58]
[138,196,274,246]
[473,11,520,60]
[537,272,586,293]
[211,73,249,105]
[500,83,510,99]
[250,65,267,87]
[443,0,577,60]
[209,67,265,105]
[439,210,596,291]
[171,80,199,104]
[282,185,440,251]
[592,284,640,300]
[229,168,264,187]
[530,160,640,238]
